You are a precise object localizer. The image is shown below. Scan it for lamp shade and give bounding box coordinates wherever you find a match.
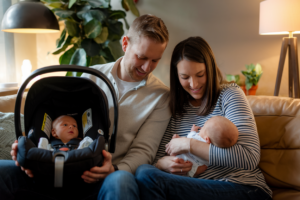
[1,1,59,33]
[259,0,300,35]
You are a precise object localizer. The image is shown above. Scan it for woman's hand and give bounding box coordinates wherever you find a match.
[165,138,191,156]
[156,156,192,175]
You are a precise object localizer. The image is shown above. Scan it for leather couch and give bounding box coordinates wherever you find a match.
[0,94,299,199]
[248,95,300,200]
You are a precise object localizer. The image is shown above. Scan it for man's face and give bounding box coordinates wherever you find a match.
[51,116,79,144]
[120,36,167,82]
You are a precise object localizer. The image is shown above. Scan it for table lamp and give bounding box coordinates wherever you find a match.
[259,0,300,98]
[1,0,59,33]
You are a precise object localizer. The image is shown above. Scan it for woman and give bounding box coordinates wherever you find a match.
[135,37,272,200]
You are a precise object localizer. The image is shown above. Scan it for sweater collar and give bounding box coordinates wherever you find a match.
[109,57,149,89]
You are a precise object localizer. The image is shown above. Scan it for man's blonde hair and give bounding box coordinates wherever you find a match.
[128,14,169,44]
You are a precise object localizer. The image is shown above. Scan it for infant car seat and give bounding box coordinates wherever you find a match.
[14,65,118,187]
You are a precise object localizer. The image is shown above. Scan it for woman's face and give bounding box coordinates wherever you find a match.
[177,59,207,106]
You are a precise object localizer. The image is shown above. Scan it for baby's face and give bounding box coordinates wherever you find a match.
[52,116,79,144]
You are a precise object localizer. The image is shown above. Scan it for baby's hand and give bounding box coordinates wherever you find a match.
[191,124,201,132]
[172,134,180,139]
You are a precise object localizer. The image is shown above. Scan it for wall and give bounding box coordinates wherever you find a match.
[130,0,300,97]
[35,0,300,97]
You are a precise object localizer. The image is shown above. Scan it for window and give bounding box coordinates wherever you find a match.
[0,0,16,84]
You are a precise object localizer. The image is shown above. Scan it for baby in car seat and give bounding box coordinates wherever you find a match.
[38,115,93,151]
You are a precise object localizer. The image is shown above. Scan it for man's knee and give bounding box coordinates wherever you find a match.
[104,170,136,187]
[0,160,21,178]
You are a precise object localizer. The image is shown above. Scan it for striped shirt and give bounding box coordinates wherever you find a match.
[154,83,272,197]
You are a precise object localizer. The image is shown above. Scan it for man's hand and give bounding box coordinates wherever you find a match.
[81,150,115,183]
[156,156,192,175]
[11,140,34,177]
[165,137,191,156]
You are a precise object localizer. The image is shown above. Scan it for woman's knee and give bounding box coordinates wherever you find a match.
[135,164,161,187]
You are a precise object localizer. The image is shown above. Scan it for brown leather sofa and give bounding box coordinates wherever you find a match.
[248,95,300,200]
[0,94,299,199]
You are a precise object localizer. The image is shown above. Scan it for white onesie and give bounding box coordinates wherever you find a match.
[176,131,209,177]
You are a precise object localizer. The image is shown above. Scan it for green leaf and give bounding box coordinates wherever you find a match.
[127,0,140,17]
[56,29,66,48]
[90,55,106,66]
[55,10,75,18]
[246,64,255,72]
[78,5,92,12]
[77,10,106,25]
[84,19,102,39]
[123,17,129,29]
[87,0,109,8]
[42,0,61,3]
[77,11,93,24]
[109,10,126,20]
[52,36,72,55]
[65,21,80,37]
[68,0,77,8]
[59,47,76,65]
[94,27,108,44]
[108,21,124,41]
[107,40,124,60]
[70,36,81,44]
[69,48,87,66]
[81,39,101,57]
[101,47,115,62]
[245,80,253,91]
[66,48,87,76]
[235,75,240,83]
[47,2,63,8]
[90,10,106,21]
[256,73,263,83]
[225,74,234,82]
[121,0,130,11]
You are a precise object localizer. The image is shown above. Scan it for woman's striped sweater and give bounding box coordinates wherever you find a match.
[154,83,272,197]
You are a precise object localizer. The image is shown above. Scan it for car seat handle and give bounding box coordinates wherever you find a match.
[14,65,118,153]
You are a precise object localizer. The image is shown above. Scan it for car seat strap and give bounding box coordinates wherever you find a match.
[54,156,64,187]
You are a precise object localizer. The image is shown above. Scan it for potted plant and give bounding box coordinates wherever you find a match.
[241,63,263,95]
[41,0,139,76]
[225,74,240,85]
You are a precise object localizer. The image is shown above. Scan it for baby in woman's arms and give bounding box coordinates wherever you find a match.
[174,116,239,177]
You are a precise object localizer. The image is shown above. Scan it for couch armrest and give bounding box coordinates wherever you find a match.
[0,93,27,114]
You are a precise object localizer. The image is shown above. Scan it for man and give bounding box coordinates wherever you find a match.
[0,14,171,199]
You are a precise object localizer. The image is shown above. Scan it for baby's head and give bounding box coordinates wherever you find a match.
[51,115,79,144]
[199,116,238,148]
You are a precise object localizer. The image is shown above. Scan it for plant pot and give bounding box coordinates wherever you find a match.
[241,85,258,95]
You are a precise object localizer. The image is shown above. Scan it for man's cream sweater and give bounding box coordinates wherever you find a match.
[81,58,171,174]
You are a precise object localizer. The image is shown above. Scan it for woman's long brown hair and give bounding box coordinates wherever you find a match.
[169,36,223,117]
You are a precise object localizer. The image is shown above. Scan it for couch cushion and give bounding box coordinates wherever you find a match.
[0,112,24,160]
[272,188,300,200]
[247,95,300,191]
[0,93,27,114]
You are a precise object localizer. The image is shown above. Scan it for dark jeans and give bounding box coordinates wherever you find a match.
[135,164,272,200]
[0,160,139,200]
